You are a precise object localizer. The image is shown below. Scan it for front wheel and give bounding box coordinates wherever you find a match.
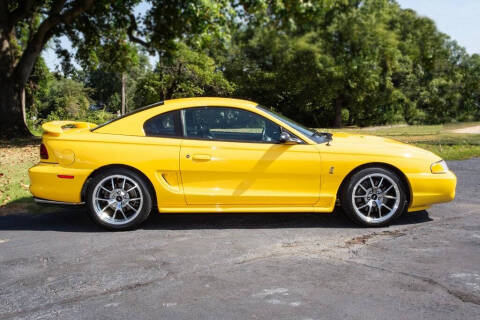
[86,168,153,230]
[341,167,407,227]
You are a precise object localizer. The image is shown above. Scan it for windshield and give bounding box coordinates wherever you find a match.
[257,106,332,144]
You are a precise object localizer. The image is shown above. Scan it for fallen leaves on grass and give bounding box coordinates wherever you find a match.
[0,142,39,206]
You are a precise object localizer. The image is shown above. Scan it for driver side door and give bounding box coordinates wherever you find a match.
[179,106,321,206]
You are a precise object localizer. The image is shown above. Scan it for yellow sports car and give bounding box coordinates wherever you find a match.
[29,97,456,230]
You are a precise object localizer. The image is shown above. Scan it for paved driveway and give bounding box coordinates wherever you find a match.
[0,159,479,319]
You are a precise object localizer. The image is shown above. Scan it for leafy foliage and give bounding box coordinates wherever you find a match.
[134,43,234,107]
[11,0,480,131]
[221,0,480,127]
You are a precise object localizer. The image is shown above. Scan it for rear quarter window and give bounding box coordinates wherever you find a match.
[143,110,182,137]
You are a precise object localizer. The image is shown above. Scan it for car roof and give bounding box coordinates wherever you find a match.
[92,97,260,135]
[163,97,259,109]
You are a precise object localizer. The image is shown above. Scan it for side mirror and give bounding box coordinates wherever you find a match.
[279,132,302,145]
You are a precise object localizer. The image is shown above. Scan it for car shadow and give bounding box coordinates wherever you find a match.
[0,206,432,233]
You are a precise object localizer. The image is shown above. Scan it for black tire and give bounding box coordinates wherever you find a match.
[86,168,153,230]
[340,167,407,227]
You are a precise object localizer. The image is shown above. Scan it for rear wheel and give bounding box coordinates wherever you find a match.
[341,167,407,227]
[86,168,152,230]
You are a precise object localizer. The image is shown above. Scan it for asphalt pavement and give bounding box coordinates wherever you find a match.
[0,159,479,319]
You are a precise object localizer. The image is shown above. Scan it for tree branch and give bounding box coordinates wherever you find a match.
[8,0,36,28]
[51,0,67,14]
[14,0,94,83]
[127,13,151,49]
[0,1,7,21]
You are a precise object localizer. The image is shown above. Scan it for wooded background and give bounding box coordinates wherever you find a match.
[1,0,479,137]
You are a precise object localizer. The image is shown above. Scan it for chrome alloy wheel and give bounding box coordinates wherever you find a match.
[351,173,400,224]
[92,175,143,225]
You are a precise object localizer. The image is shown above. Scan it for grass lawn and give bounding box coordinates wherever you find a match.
[0,138,42,214]
[1,122,479,209]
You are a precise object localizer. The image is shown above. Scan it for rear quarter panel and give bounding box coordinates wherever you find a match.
[41,131,184,206]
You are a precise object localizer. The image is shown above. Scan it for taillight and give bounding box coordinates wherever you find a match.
[40,143,49,159]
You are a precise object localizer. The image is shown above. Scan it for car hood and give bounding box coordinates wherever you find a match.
[326,132,441,162]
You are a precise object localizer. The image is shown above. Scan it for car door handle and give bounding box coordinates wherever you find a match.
[191,154,211,161]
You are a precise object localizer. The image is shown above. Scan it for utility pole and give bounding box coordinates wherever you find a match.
[121,73,127,115]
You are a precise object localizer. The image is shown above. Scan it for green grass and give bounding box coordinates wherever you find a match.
[0,138,42,214]
[416,144,480,160]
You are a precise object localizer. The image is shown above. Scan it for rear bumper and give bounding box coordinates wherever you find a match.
[29,163,91,204]
[407,170,457,212]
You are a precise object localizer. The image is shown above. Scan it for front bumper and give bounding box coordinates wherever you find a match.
[29,163,91,204]
[407,170,457,212]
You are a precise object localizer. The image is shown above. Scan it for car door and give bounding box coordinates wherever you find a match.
[140,109,186,206]
[179,106,321,206]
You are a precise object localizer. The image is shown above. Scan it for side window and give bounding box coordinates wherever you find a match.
[183,107,282,143]
[144,110,181,137]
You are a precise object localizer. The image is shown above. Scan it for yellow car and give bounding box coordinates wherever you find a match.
[29,97,456,230]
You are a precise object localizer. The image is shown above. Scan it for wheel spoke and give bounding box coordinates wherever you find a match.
[354,194,366,198]
[122,178,126,190]
[359,184,368,192]
[112,208,117,220]
[101,186,111,194]
[378,177,384,188]
[126,186,138,192]
[119,207,127,220]
[369,176,375,188]
[358,202,370,210]
[367,204,372,217]
[111,178,115,190]
[383,185,393,194]
[381,203,393,211]
[129,198,141,202]
[383,195,396,199]
[378,203,382,217]
[126,203,137,212]
[100,204,110,214]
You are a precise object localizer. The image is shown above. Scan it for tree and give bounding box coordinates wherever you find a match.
[81,38,141,115]
[83,50,151,113]
[226,0,403,128]
[460,54,480,120]
[134,43,234,107]
[0,0,230,137]
[227,0,479,127]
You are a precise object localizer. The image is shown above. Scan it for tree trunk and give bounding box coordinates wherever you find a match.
[121,73,127,115]
[0,76,31,137]
[334,96,343,128]
[0,28,31,137]
[0,0,95,138]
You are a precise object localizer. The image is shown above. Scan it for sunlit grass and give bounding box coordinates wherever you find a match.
[416,144,480,160]
[0,139,39,213]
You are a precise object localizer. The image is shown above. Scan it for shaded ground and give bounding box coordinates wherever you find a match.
[0,159,479,319]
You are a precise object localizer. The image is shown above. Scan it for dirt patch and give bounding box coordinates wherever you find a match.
[345,230,406,247]
[450,126,480,134]
[360,124,408,131]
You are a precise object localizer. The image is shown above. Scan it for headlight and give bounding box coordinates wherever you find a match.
[431,160,448,174]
